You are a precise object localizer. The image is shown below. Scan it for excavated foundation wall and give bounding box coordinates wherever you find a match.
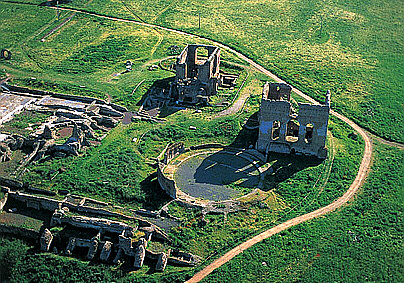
[5,85,127,112]
[0,224,39,242]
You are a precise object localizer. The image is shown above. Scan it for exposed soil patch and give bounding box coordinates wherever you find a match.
[57,127,73,138]
[122,112,134,125]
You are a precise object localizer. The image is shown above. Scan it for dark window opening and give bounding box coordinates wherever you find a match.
[286,120,300,143]
[272,120,280,140]
[305,123,313,143]
[184,96,193,102]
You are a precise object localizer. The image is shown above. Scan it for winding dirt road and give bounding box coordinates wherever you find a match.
[188,112,372,282]
[8,4,383,282]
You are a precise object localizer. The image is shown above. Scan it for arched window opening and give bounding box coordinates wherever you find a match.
[305,123,313,143]
[286,120,300,143]
[272,120,281,140]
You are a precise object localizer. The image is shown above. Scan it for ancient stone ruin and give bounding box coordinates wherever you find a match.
[0,88,127,176]
[0,181,200,273]
[173,44,221,104]
[137,44,239,116]
[256,82,330,158]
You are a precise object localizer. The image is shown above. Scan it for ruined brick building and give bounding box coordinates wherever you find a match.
[256,82,330,158]
[173,44,221,104]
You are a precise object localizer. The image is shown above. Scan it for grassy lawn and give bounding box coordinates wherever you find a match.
[0,2,247,111]
[52,0,404,143]
[0,1,401,282]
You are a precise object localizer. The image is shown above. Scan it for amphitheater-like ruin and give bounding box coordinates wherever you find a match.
[0,44,332,275]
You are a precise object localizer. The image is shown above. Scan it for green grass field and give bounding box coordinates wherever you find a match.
[49,0,403,143]
[0,0,402,282]
[2,0,403,142]
[0,2,246,110]
[0,116,365,282]
[203,142,403,282]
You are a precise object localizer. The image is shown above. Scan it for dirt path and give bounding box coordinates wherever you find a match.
[40,12,76,41]
[150,0,179,23]
[214,72,249,118]
[187,111,372,282]
[46,6,400,146]
[10,5,398,281]
[368,133,404,150]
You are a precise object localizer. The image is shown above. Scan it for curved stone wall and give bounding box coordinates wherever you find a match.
[157,143,266,209]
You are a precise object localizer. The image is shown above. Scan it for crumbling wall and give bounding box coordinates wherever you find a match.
[10,191,61,211]
[163,142,185,164]
[157,163,177,199]
[40,228,53,252]
[65,234,99,260]
[113,231,148,268]
[265,82,292,100]
[293,103,329,158]
[257,100,291,153]
[257,82,330,158]
[157,142,185,199]
[5,84,127,112]
[174,44,221,104]
[50,209,136,235]
[167,250,201,267]
[156,252,168,271]
[0,134,27,162]
[0,223,40,242]
[100,241,113,262]
[0,192,7,211]
[5,190,167,239]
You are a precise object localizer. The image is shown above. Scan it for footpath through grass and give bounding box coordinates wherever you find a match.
[0,114,366,283]
[55,0,404,143]
[0,72,367,281]
[202,142,404,282]
[0,2,245,111]
[0,1,399,281]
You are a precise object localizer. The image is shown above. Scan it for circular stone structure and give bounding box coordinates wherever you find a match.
[173,150,261,201]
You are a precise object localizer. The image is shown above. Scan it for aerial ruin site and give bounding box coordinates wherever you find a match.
[0,1,402,282]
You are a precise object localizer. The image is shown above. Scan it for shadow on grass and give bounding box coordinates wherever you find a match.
[230,111,259,148]
[136,77,174,108]
[263,153,323,190]
[3,198,53,225]
[158,105,183,118]
[140,172,172,210]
